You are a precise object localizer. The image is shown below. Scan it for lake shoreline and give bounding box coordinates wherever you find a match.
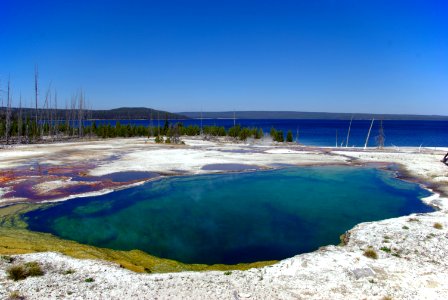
[1,137,448,299]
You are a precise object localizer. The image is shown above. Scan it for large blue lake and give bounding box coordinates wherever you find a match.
[25,166,433,264]
[88,119,448,147]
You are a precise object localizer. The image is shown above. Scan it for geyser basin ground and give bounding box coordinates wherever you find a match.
[25,166,433,265]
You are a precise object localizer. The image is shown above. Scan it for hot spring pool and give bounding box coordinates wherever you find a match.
[25,166,433,264]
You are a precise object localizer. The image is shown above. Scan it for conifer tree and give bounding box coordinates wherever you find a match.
[286,130,293,142]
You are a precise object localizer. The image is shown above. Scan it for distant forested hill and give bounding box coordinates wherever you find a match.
[90,107,187,119]
[180,111,448,120]
[1,107,188,120]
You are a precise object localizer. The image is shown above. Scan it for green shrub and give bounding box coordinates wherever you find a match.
[7,265,27,281]
[434,222,443,229]
[63,269,76,275]
[380,247,391,253]
[275,131,284,142]
[1,255,15,263]
[25,262,44,276]
[339,233,349,246]
[426,233,436,239]
[85,277,94,283]
[7,291,24,300]
[402,226,409,230]
[286,130,293,142]
[224,271,232,275]
[363,249,378,259]
[6,261,44,281]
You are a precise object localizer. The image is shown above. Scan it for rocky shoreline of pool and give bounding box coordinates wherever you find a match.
[2,208,448,299]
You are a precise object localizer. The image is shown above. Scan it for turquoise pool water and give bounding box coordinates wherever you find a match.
[25,166,433,264]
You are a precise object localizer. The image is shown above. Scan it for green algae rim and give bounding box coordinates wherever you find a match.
[0,203,276,273]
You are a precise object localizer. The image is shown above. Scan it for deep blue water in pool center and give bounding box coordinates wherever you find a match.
[25,166,433,264]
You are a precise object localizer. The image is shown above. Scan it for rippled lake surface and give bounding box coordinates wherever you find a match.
[25,166,433,264]
[86,119,448,147]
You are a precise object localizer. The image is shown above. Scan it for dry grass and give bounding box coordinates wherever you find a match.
[408,217,420,222]
[434,222,443,230]
[363,249,378,259]
[6,261,43,281]
[6,265,27,281]
[7,291,24,300]
[24,261,44,276]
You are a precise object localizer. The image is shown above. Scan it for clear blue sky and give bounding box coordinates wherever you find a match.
[1,0,447,114]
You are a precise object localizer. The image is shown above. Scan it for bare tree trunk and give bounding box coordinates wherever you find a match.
[34,65,39,129]
[443,152,448,164]
[200,110,203,135]
[17,95,23,144]
[25,121,29,144]
[335,130,338,148]
[5,78,12,145]
[65,101,70,138]
[53,91,58,141]
[89,104,93,138]
[149,110,153,138]
[71,95,76,137]
[364,118,375,150]
[296,127,299,144]
[78,91,84,138]
[376,119,385,148]
[157,111,160,136]
[43,86,51,140]
[345,116,353,147]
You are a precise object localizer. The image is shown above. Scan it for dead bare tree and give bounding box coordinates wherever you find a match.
[5,78,12,145]
[17,94,23,144]
[89,103,93,138]
[78,91,84,138]
[171,123,180,144]
[53,91,58,141]
[335,129,338,147]
[149,110,153,138]
[34,65,39,139]
[25,99,32,144]
[70,95,77,136]
[376,119,385,149]
[41,85,51,140]
[65,100,70,137]
[364,118,375,150]
[157,111,160,136]
[345,116,353,147]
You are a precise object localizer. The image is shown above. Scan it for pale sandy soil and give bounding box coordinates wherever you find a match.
[1,137,448,299]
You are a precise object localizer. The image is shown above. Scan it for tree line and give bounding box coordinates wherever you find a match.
[0,103,299,145]
[92,121,267,143]
[270,128,293,143]
[0,68,295,145]
[0,68,185,146]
